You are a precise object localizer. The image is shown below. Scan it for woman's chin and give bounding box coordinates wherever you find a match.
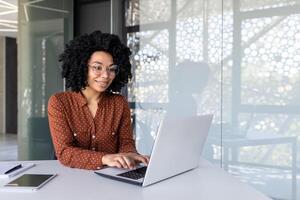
[87,85,107,93]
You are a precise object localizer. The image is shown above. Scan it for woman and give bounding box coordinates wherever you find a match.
[48,31,149,170]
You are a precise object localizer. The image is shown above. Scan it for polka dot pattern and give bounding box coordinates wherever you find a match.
[48,91,137,170]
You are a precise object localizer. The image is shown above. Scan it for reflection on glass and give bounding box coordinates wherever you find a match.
[126,0,299,199]
[167,61,210,117]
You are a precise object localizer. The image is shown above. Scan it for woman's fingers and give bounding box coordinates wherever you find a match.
[102,153,150,169]
[103,154,127,168]
[123,156,135,169]
[114,156,129,168]
[111,160,122,168]
[134,155,149,165]
[143,155,150,163]
[124,153,150,166]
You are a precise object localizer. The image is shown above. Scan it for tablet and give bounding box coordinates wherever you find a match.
[3,174,57,191]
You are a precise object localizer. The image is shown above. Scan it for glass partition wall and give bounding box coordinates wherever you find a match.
[18,0,73,160]
[125,0,300,199]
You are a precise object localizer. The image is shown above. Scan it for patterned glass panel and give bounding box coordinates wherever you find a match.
[241,15,300,106]
[236,113,299,165]
[126,1,300,199]
[128,30,169,103]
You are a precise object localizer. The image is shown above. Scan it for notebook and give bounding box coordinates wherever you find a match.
[95,114,213,187]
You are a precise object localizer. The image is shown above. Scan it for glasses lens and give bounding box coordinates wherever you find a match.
[89,64,119,75]
[91,65,101,74]
[110,65,119,75]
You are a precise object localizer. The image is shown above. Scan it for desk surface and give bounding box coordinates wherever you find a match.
[0,159,271,200]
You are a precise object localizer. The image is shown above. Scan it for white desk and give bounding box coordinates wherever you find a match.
[0,159,271,200]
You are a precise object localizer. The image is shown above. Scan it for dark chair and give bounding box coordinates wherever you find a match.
[27,117,56,160]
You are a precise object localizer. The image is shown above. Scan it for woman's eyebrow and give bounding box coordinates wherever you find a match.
[91,61,103,65]
[91,61,114,66]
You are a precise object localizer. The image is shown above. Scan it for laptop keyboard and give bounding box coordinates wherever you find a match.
[117,166,147,180]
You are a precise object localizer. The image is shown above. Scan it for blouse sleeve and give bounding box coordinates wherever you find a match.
[117,96,138,154]
[48,95,106,170]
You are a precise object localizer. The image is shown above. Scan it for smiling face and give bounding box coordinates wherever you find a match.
[86,51,116,93]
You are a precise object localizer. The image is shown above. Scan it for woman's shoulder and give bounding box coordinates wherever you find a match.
[106,92,128,104]
[50,91,76,99]
[49,91,80,105]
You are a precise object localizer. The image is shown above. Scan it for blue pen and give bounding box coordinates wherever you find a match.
[4,164,22,174]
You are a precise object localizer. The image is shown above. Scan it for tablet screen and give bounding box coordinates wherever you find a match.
[5,174,56,188]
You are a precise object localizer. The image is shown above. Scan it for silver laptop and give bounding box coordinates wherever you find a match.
[95,114,213,187]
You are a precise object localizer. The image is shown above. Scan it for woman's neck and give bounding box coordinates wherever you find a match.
[81,87,104,104]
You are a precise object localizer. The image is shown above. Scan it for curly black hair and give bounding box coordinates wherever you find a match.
[59,30,132,93]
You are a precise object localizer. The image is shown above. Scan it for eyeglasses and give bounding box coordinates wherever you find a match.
[89,64,119,76]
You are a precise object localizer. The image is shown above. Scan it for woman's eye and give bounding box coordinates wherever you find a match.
[94,66,102,70]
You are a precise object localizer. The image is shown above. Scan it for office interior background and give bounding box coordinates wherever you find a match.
[0,0,299,199]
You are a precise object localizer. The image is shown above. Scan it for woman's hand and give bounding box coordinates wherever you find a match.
[102,153,150,169]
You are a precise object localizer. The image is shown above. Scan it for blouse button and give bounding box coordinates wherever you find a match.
[112,132,115,135]
[92,147,95,151]
[73,133,77,137]
[92,135,96,139]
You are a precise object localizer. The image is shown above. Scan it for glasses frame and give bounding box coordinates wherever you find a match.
[88,64,120,76]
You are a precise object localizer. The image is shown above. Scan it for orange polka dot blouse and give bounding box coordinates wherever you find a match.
[48,91,137,170]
